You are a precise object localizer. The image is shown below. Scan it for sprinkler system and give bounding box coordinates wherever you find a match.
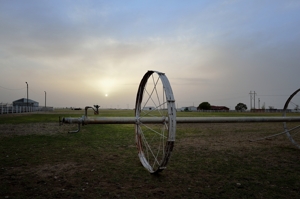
[60,71,300,173]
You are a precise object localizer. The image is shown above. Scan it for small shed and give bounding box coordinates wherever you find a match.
[13,98,39,107]
[210,105,229,111]
[181,106,198,112]
[142,106,156,111]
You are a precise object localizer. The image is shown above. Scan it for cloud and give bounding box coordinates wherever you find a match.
[1,0,300,108]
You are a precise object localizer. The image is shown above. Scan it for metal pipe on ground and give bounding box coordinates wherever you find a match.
[62,116,300,125]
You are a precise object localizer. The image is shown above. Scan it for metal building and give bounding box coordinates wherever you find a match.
[142,106,156,111]
[13,98,39,107]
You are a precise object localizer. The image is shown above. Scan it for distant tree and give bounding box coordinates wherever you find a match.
[198,102,211,110]
[235,103,247,111]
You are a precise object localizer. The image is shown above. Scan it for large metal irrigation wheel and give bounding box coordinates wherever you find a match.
[135,71,176,173]
[283,88,300,149]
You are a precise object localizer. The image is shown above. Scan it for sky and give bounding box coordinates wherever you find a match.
[1,0,300,110]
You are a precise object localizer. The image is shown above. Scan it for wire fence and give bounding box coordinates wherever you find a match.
[0,103,53,114]
[181,109,298,113]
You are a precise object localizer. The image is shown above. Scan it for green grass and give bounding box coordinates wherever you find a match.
[0,108,292,124]
[0,110,299,198]
[0,109,135,124]
[177,111,284,117]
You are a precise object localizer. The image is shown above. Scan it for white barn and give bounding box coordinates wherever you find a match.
[142,106,156,111]
[180,106,198,112]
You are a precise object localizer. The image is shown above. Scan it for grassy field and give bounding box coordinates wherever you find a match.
[0,109,299,198]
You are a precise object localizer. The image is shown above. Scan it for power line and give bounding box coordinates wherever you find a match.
[0,85,26,90]
[258,95,289,97]
[209,95,248,102]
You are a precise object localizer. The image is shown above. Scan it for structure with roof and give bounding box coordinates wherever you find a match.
[13,98,39,107]
[210,105,229,111]
[180,106,198,112]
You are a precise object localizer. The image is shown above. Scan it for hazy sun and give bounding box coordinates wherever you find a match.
[105,94,108,97]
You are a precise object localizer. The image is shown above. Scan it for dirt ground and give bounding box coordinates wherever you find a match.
[0,122,79,136]
[0,122,293,148]
[1,122,299,198]
[176,122,294,149]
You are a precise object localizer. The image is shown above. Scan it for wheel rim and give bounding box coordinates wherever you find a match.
[283,88,300,149]
[135,71,176,173]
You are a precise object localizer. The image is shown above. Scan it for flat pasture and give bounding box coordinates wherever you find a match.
[0,110,299,198]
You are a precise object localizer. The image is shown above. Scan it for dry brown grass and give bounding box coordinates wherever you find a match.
[0,122,81,136]
[1,120,299,198]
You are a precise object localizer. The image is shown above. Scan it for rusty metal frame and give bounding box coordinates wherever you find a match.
[283,88,300,149]
[85,105,100,116]
[134,70,176,173]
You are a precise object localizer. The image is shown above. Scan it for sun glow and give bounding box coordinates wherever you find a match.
[84,77,119,97]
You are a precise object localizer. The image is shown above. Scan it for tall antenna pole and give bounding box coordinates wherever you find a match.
[44,91,46,108]
[249,91,252,110]
[253,91,256,109]
[26,82,28,110]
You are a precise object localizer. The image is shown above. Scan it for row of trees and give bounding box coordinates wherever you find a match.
[198,102,299,111]
[198,102,247,111]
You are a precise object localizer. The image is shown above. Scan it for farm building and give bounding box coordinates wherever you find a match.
[142,106,156,111]
[181,106,198,111]
[210,105,229,111]
[13,98,39,107]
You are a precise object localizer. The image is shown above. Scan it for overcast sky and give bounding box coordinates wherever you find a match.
[1,0,300,110]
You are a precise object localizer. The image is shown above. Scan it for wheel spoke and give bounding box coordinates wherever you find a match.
[288,125,300,136]
[139,126,161,166]
[139,122,168,138]
[141,75,160,111]
[152,74,163,111]
[143,90,165,117]
[140,101,168,118]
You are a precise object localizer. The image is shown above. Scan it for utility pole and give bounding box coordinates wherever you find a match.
[249,91,252,110]
[258,98,260,109]
[249,91,257,110]
[253,91,256,109]
[26,82,28,110]
[44,91,46,108]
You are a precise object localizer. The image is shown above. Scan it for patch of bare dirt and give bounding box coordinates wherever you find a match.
[0,123,79,136]
[176,123,293,151]
[32,162,85,178]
